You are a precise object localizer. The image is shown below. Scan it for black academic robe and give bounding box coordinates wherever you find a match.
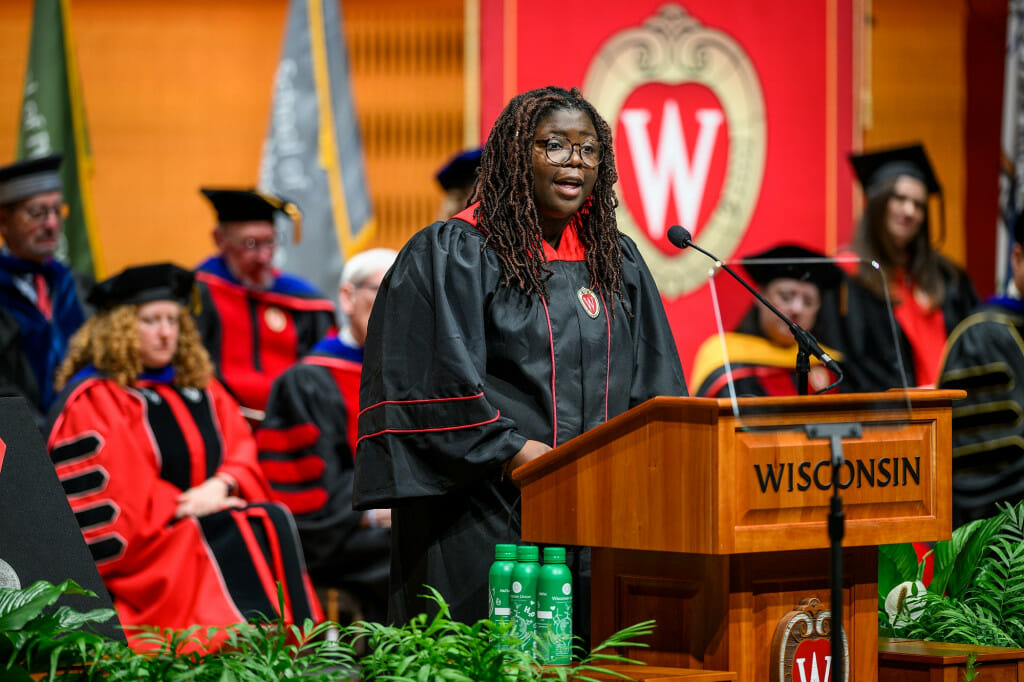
[256,335,389,622]
[816,260,977,392]
[353,207,688,625]
[0,305,40,424]
[938,297,1024,526]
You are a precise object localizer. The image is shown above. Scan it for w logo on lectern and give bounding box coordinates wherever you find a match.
[770,597,848,682]
[793,639,832,682]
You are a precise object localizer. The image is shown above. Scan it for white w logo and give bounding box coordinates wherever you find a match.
[620,100,724,239]
[795,652,832,682]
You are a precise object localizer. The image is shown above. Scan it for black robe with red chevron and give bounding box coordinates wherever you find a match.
[257,335,389,622]
[353,205,688,625]
[46,367,321,641]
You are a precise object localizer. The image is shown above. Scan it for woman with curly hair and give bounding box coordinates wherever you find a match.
[47,263,320,644]
[353,86,687,625]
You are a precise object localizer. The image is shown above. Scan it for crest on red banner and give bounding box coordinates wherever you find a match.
[583,4,766,299]
[771,597,848,682]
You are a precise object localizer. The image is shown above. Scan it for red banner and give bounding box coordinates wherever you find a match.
[479,0,858,380]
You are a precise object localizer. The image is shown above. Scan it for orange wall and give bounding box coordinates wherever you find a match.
[863,0,968,266]
[0,0,464,278]
[1,0,286,277]
[0,1,999,284]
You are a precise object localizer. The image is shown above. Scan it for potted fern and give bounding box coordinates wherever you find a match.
[878,500,1024,679]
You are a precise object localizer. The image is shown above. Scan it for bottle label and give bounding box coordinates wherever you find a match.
[493,607,511,616]
[537,590,572,664]
[511,591,537,653]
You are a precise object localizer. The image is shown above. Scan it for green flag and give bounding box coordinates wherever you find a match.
[17,0,102,279]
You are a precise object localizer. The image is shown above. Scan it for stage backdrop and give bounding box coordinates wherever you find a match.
[479,0,858,379]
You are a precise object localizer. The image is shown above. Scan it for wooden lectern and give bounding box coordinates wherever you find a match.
[511,391,958,682]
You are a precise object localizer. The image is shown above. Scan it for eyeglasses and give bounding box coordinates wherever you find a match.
[535,136,601,168]
[19,203,69,223]
[227,234,283,252]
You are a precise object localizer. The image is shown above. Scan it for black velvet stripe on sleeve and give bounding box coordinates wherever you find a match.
[51,434,101,465]
[87,536,125,564]
[74,502,118,530]
[61,468,107,497]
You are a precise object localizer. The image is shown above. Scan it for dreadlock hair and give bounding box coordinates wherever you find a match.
[469,86,625,312]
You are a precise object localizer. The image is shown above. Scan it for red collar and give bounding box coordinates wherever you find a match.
[453,203,586,262]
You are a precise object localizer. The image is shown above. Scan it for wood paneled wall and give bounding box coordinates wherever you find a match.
[861,0,967,263]
[862,0,1005,294]
[0,0,465,276]
[0,1,1005,288]
[346,0,467,249]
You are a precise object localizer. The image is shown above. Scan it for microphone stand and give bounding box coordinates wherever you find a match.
[668,226,854,678]
[796,349,810,396]
[805,422,861,682]
[670,229,841,395]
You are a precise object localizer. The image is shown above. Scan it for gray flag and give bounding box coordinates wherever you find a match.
[260,0,375,300]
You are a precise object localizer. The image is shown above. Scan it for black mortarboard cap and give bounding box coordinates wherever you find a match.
[741,244,844,290]
[87,262,195,310]
[0,155,63,204]
[200,188,303,242]
[436,148,482,191]
[848,143,941,195]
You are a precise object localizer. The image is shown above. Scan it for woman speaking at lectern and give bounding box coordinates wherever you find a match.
[353,86,688,626]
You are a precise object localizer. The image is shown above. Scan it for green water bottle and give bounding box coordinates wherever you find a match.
[510,544,540,653]
[537,546,573,664]
[488,543,517,626]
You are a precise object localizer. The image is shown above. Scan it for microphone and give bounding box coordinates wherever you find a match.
[667,225,844,391]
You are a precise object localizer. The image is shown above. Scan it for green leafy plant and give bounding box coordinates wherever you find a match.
[1,581,655,681]
[0,579,115,681]
[351,586,654,681]
[963,651,979,681]
[879,500,1024,647]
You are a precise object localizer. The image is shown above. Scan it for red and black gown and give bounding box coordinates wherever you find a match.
[257,334,389,622]
[193,256,336,417]
[353,204,688,625]
[814,253,978,392]
[691,307,840,397]
[46,365,322,641]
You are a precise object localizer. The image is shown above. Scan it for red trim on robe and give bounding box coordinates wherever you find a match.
[359,391,487,416]
[356,411,503,447]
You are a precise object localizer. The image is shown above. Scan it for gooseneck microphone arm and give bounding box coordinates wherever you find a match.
[666,225,843,394]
